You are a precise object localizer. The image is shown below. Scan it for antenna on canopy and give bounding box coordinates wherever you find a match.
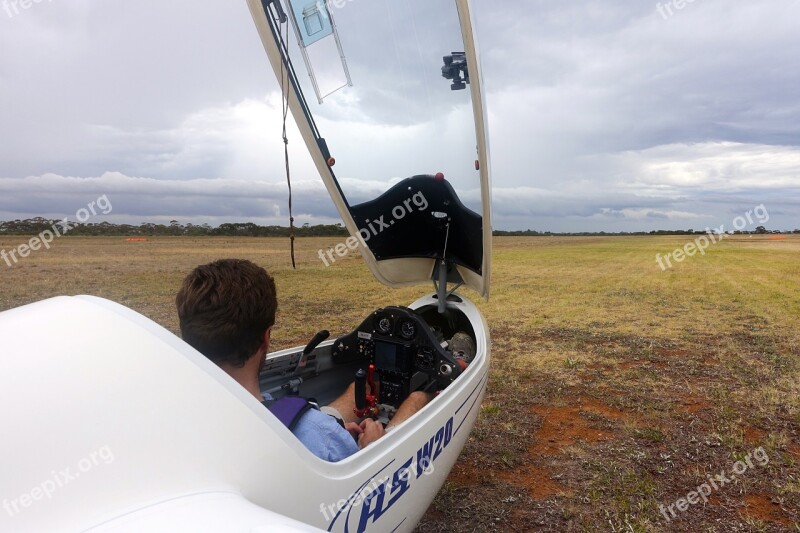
[268,0,297,269]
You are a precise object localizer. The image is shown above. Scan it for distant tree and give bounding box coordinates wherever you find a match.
[755,226,768,234]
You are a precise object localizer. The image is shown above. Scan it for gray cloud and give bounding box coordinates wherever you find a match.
[0,0,798,231]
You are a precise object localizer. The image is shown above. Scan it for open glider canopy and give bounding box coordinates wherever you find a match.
[248,0,492,299]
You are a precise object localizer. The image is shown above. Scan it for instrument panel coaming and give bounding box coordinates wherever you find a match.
[331,306,465,408]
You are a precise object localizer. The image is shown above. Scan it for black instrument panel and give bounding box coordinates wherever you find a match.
[331,306,463,408]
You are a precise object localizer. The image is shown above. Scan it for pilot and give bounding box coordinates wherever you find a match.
[176,259,432,462]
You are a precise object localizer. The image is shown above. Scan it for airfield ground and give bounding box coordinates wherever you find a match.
[1,235,798,532]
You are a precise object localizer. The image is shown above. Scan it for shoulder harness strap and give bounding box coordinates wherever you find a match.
[262,396,318,431]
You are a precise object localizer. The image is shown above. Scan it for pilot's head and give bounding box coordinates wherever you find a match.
[176,259,277,369]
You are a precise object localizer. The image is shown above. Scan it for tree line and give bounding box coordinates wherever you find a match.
[1,218,797,237]
[0,218,349,237]
[494,227,800,236]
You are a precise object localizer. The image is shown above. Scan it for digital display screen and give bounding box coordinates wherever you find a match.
[375,341,398,371]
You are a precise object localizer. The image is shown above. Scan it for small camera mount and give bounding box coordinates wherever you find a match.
[441,52,470,91]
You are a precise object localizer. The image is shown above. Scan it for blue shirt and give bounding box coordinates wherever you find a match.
[262,392,358,461]
[292,408,360,462]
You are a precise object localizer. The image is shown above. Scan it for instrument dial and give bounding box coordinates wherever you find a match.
[400,320,416,339]
[378,317,392,335]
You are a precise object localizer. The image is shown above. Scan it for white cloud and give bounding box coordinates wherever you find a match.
[615,142,800,191]
[595,208,702,221]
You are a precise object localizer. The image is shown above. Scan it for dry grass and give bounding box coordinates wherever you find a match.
[1,234,799,531]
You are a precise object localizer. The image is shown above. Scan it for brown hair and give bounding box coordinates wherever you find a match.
[176,259,277,368]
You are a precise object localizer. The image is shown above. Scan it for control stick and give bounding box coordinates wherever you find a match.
[355,369,367,411]
[354,364,378,418]
[293,330,330,375]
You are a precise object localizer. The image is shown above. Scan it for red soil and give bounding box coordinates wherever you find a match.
[497,397,632,500]
[740,494,793,526]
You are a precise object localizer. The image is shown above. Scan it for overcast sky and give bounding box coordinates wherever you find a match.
[1,0,798,231]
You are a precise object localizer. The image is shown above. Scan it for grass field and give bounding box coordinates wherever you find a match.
[1,235,798,532]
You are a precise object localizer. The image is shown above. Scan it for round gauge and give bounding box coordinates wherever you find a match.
[378,317,392,334]
[400,320,416,339]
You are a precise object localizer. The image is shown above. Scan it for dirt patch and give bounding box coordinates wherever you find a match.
[498,463,570,500]
[708,493,722,507]
[530,397,629,456]
[447,463,478,487]
[580,398,628,420]
[677,394,713,414]
[493,397,633,501]
[743,426,767,445]
[657,348,689,358]
[740,494,793,526]
[619,359,668,370]
[788,442,800,458]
